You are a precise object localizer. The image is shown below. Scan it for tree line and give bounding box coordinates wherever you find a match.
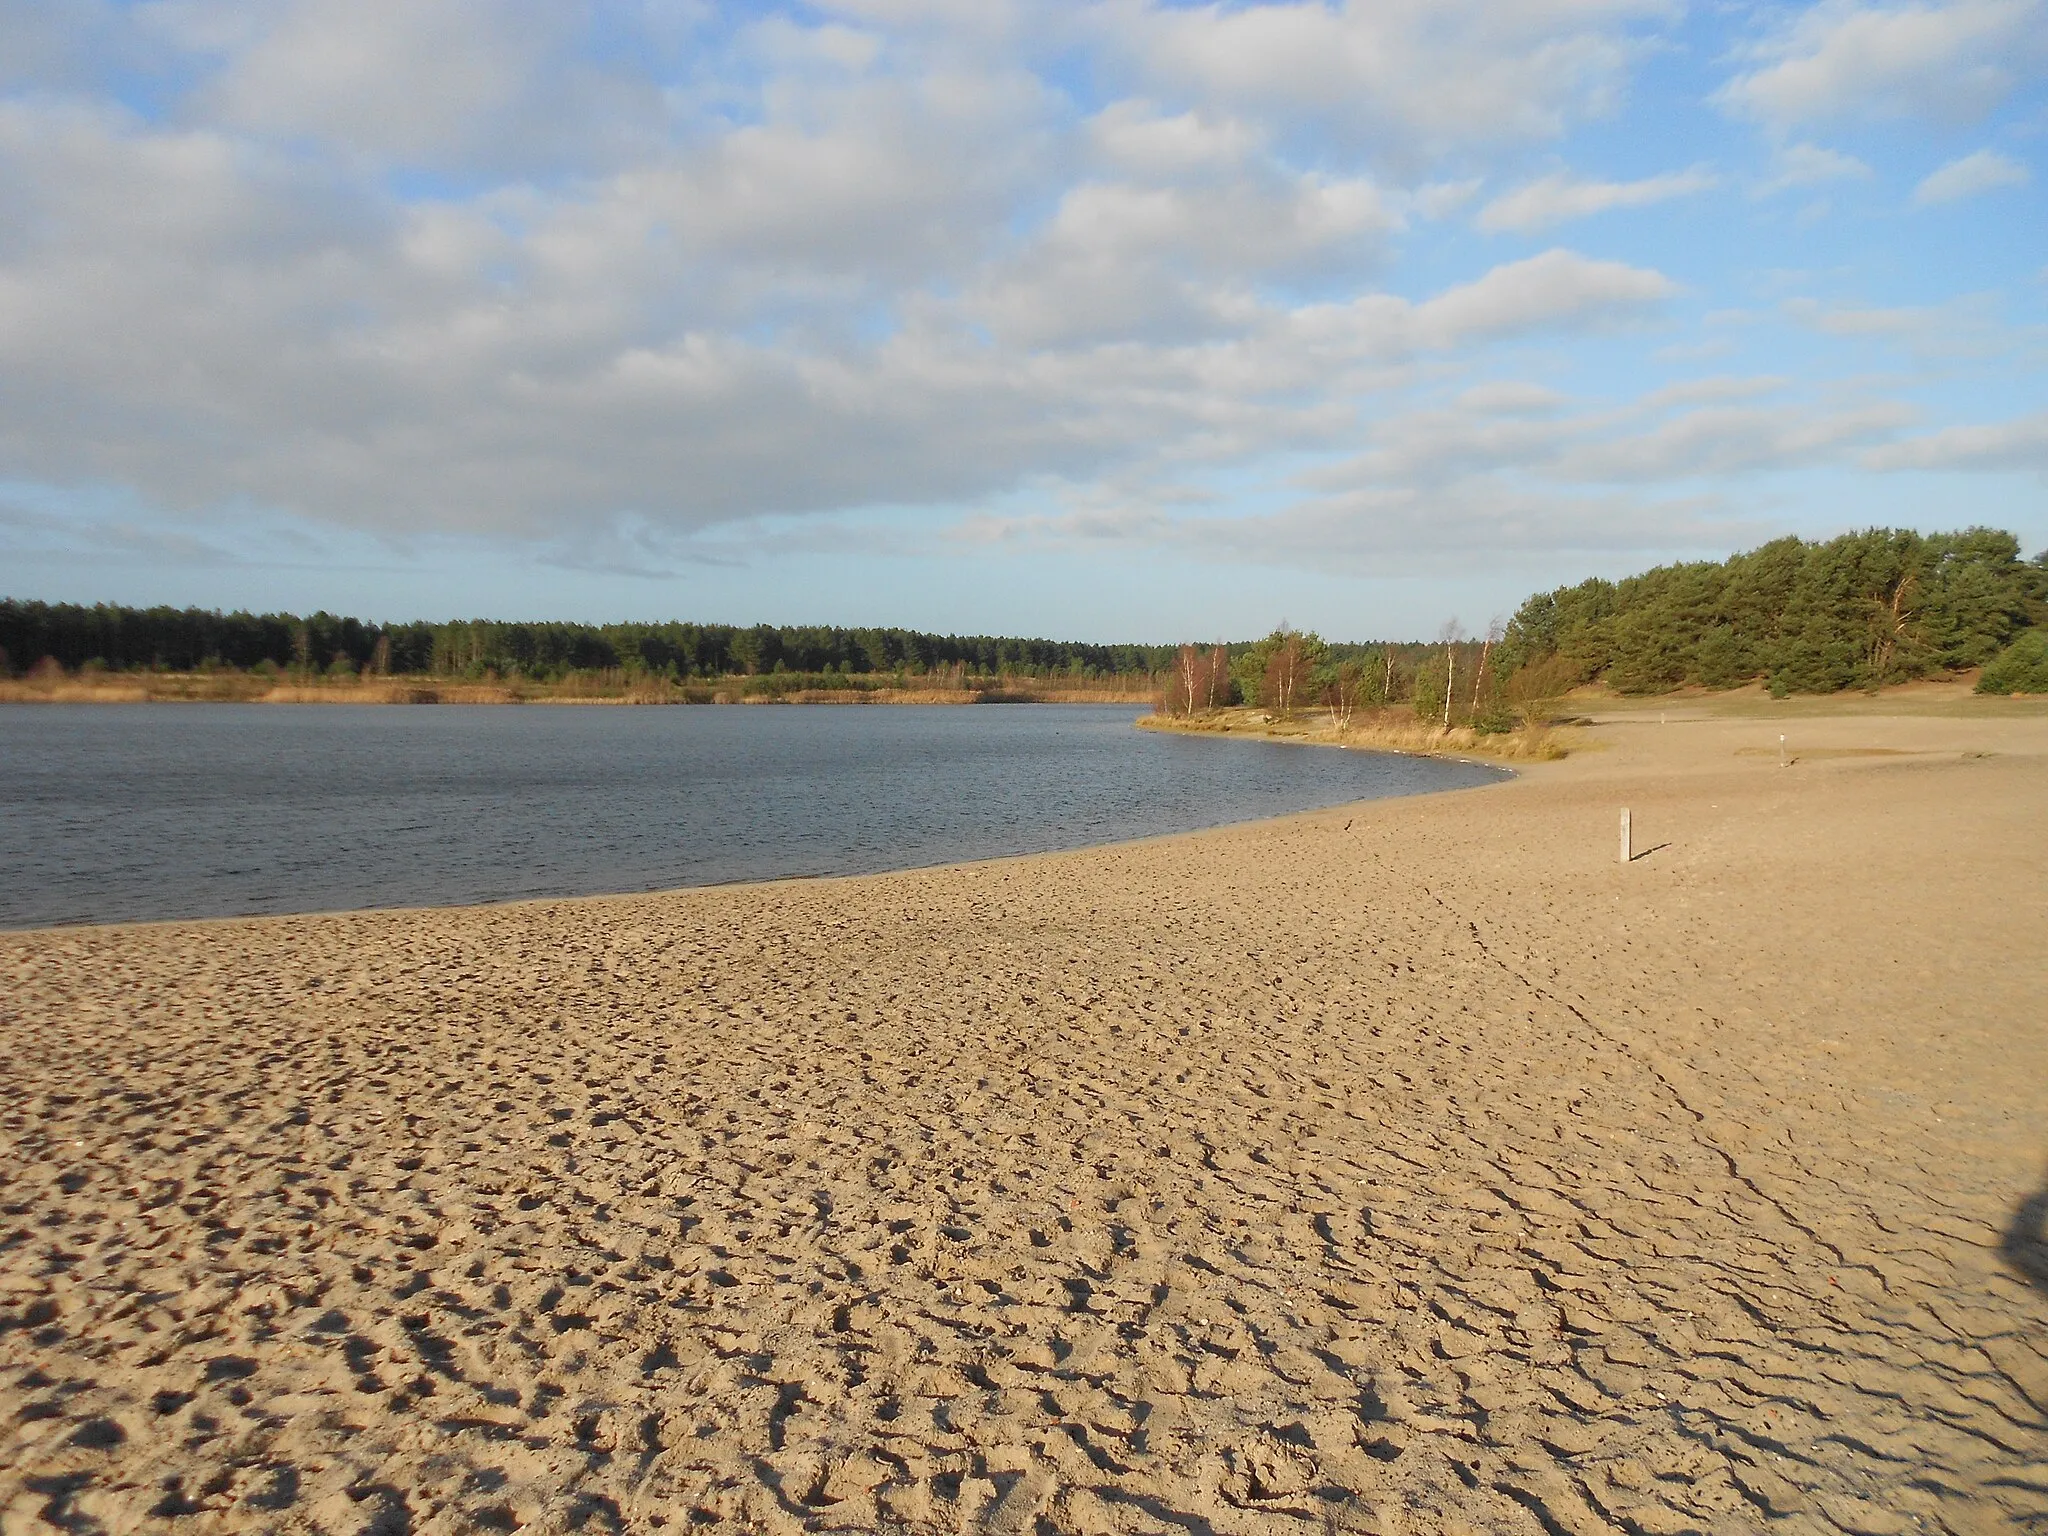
[1156,526,2047,720]
[1499,527,2047,696]
[0,608,1182,682]
[1155,630,1529,730]
[5,526,2044,696]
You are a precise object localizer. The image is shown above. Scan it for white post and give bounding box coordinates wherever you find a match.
[1778,733,1787,768]
[1619,808,1631,865]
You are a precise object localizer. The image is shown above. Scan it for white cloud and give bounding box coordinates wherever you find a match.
[1781,294,2008,356]
[1476,166,1716,232]
[153,0,637,170]
[1096,0,1675,164]
[1403,248,1677,346]
[964,168,1397,347]
[1310,379,1900,490]
[945,481,1752,566]
[1414,179,1484,220]
[1756,141,1874,194]
[1549,401,1911,480]
[1457,381,1569,413]
[1238,484,1754,562]
[1088,101,1263,176]
[0,0,2038,592]
[0,0,135,93]
[1864,411,2048,468]
[1913,148,2031,203]
[1718,0,2047,127]
[1638,375,1789,408]
[1311,408,1570,486]
[0,79,1681,543]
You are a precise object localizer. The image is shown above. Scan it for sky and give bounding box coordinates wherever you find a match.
[0,0,2043,642]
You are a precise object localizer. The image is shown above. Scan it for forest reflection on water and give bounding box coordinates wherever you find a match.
[0,703,1508,929]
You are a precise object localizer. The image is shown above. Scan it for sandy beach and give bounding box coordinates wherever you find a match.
[3,704,2044,1535]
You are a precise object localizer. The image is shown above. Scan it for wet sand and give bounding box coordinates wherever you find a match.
[3,708,2044,1534]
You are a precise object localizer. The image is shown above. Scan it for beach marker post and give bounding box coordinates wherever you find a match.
[1779,733,1787,768]
[1619,808,1631,865]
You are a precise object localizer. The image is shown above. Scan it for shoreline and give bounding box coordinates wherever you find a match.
[1138,675,2046,759]
[1139,706,1579,763]
[0,675,1155,707]
[4,706,2043,1531]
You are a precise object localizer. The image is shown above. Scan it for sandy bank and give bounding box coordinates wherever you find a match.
[1138,709,1575,762]
[3,707,2044,1534]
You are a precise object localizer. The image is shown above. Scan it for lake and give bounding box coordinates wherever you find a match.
[0,704,1508,929]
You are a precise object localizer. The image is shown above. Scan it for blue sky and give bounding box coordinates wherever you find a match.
[1,0,2042,641]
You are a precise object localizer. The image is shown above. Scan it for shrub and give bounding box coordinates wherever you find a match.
[1976,631,2048,694]
[1504,654,1577,728]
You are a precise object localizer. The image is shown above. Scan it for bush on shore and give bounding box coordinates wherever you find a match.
[1976,632,2048,695]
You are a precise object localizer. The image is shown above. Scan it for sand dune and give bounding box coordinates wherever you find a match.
[3,708,2044,1534]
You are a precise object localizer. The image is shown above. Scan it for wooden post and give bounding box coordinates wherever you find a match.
[1619,808,1631,865]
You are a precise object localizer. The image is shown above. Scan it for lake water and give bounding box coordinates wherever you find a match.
[0,704,1507,929]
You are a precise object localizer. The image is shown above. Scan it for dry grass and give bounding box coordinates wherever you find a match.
[0,672,258,704]
[1141,706,1577,760]
[765,687,980,705]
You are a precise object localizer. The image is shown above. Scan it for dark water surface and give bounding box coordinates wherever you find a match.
[0,704,1507,929]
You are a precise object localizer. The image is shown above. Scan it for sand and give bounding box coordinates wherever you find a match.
[3,706,2044,1535]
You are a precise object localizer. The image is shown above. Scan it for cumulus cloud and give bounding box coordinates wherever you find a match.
[1864,411,2048,469]
[1639,375,1790,408]
[1549,401,1911,480]
[1457,381,1569,413]
[1308,377,1897,491]
[1476,167,1716,232]
[1401,248,1677,345]
[1756,142,1874,194]
[1913,148,2031,203]
[1781,294,2008,357]
[144,0,669,174]
[967,162,1397,347]
[1088,101,1264,176]
[943,481,1751,567]
[0,70,1682,541]
[0,0,1698,557]
[197,0,544,156]
[1094,0,1674,163]
[0,0,135,93]
[1717,0,2047,127]
[0,0,2036,589]
[1413,179,1484,219]
[1224,485,1753,563]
